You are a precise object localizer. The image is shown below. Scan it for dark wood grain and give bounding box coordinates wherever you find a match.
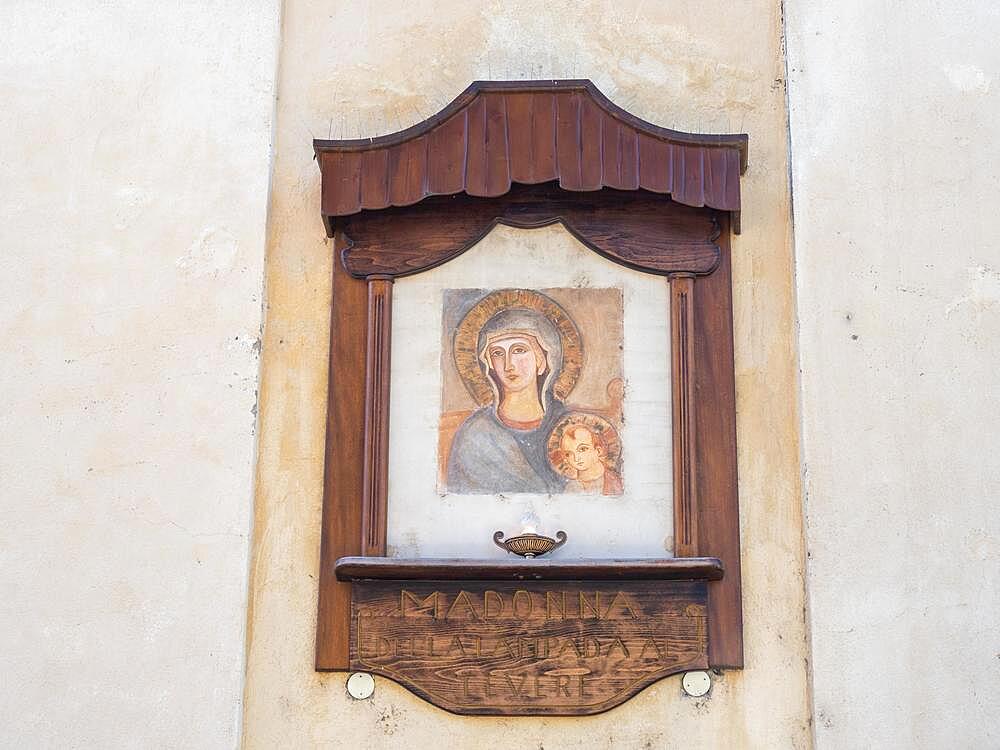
[465,94,489,197]
[315,231,368,670]
[314,80,746,220]
[670,274,699,557]
[359,148,390,210]
[555,91,582,190]
[693,215,743,668]
[426,111,467,195]
[484,92,511,196]
[602,119,639,191]
[386,137,427,207]
[579,96,604,190]
[505,91,558,183]
[349,580,708,715]
[335,557,724,582]
[361,278,392,557]
[638,133,671,194]
[336,183,720,279]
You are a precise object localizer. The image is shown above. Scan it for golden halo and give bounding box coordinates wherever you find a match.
[453,289,583,406]
[546,412,623,478]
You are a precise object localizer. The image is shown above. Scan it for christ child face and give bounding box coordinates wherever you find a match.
[561,426,605,477]
[486,335,545,394]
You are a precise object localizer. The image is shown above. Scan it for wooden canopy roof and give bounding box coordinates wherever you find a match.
[314,80,748,232]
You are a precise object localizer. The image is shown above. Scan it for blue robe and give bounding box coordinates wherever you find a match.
[446,402,568,494]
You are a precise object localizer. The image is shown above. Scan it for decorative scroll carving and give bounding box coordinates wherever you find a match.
[337,184,721,279]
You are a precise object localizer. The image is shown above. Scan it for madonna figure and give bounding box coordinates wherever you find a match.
[446,290,581,494]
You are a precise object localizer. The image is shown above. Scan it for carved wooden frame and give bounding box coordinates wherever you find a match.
[313,81,746,683]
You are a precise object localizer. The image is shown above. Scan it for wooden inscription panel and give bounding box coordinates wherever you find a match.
[350,580,708,715]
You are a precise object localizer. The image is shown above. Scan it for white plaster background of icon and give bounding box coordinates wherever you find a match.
[386,225,673,559]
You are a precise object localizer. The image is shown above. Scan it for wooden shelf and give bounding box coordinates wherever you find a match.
[334,556,723,582]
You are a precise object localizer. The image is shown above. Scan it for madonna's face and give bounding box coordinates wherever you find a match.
[485,335,545,394]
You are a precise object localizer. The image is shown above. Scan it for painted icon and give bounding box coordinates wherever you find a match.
[439,288,624,495]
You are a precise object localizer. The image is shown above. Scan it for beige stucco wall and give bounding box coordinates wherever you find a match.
[7,2,997,747]
[0,2,280,747]
[244,1,810,747]
[785,2,1000,747]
